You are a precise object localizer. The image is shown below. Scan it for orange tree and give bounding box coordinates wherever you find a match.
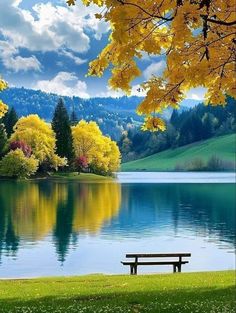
[67,0,236,131]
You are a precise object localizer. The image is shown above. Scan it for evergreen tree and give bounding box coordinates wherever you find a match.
[2,107,18,137]
[52,98,74,162]
[170,109,179,127]
[202,113,214,139]
[0,123,7,157]
[70,104,78,126]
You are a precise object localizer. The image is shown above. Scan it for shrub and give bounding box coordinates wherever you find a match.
[207,155,223,171]
[10,140,32,157]
[187,158,206,171]
[75,156,88,173]
[207,155,235,171]
[175,158,206,171]
[0,149,39,178]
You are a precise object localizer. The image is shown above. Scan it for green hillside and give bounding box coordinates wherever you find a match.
[121,134,236,171]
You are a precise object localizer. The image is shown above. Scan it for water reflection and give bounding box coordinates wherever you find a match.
[0,181,121,263]
[0,180,235,274]
[115,184,235,244]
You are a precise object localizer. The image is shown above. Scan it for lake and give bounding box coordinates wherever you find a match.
[0,172,235,278]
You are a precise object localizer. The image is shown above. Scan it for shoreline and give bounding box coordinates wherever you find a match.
[0,269,234,281]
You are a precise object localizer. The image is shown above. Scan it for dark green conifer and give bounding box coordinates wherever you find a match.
[52,98,74,162]
[70,103,78,126]
[2,107,18,137]
[0,123,7,157]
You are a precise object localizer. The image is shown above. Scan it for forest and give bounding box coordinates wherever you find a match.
[1,88,235,165]
[119,96,236,162]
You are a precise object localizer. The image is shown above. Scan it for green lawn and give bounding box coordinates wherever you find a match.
[0,271,235,313]
[49,172,113,182]
[122,134,236,171]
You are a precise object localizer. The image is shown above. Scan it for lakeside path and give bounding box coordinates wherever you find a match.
[117,172,236,183]
[0,271,235,313]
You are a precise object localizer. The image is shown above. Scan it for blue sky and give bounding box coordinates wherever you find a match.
[0,0,206,99]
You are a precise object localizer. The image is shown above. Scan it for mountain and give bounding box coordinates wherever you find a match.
[0,87,201,140]
[121,134,236,171]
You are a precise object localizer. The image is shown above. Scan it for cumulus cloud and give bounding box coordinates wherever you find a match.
[143,61,166,80]
[0,41,41,72]
[34,72,89,98]
[0,0,109,68]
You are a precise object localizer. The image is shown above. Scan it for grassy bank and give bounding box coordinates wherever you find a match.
[0,271,235,313]
[122,134,236,172]
[49,172,113,182]
[0,172,113,182]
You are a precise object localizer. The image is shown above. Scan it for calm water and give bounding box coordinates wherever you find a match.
[0,173,235,278]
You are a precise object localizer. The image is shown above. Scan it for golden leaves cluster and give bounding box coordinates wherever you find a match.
[72,120,121,173]
[0,76,8,118]
[10,115,67,170]
[67,0,236,131]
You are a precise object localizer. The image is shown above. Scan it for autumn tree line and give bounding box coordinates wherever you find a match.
[0,98,121,178]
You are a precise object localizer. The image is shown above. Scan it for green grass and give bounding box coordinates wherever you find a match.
[0,271,234,313]
[48,172,113,182]
[122,134,236,171]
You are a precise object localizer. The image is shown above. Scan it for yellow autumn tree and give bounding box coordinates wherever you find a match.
[0,76,8,118]
[72,120,120,174]
[68,0,236,131]
[10,115,67,170]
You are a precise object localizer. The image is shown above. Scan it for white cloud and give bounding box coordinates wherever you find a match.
[59,49,87,65]
[95,86,124,98]
[34,72,89,98]
[0,0,109,68]
[186,87,207,100]
[94,84,146,98]
[0,40,41,72]
[143,61,166,80]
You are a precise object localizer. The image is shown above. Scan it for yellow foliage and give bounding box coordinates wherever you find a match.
[0,149,39,178]
[10,115,67,170]
[141,116,166,132]
[72,120,120,173]
[0,76,8,118]
[68,0,236,130]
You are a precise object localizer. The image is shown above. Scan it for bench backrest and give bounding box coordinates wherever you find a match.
[126,253,191,258]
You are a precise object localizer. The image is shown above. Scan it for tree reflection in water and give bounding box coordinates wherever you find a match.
[0,181,121,263]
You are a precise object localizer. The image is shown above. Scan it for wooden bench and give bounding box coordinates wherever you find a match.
[121,253,191,275]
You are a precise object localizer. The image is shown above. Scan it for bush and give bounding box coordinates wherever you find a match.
[175,158,206,171]
[0,149,39,178]
[10,140,32,157]
[74,156,88,173]
[207,155,235,171]
[207,155,223,171]
[187,158,206,171]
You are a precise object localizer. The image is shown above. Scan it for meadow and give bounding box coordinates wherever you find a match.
[122,134,236,172]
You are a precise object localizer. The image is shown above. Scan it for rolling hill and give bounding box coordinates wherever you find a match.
[121,134,236,171]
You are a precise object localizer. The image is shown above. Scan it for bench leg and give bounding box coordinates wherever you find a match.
[130,265,138,275]
[173,265,177,273]
[178,264,182,273]
[130,265,134,275]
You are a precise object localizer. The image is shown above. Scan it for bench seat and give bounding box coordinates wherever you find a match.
[121,253,191,275]
[121,261,189,266]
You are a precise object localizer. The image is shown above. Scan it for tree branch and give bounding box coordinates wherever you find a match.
[116,0,173,21]
[206,18,236,26]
